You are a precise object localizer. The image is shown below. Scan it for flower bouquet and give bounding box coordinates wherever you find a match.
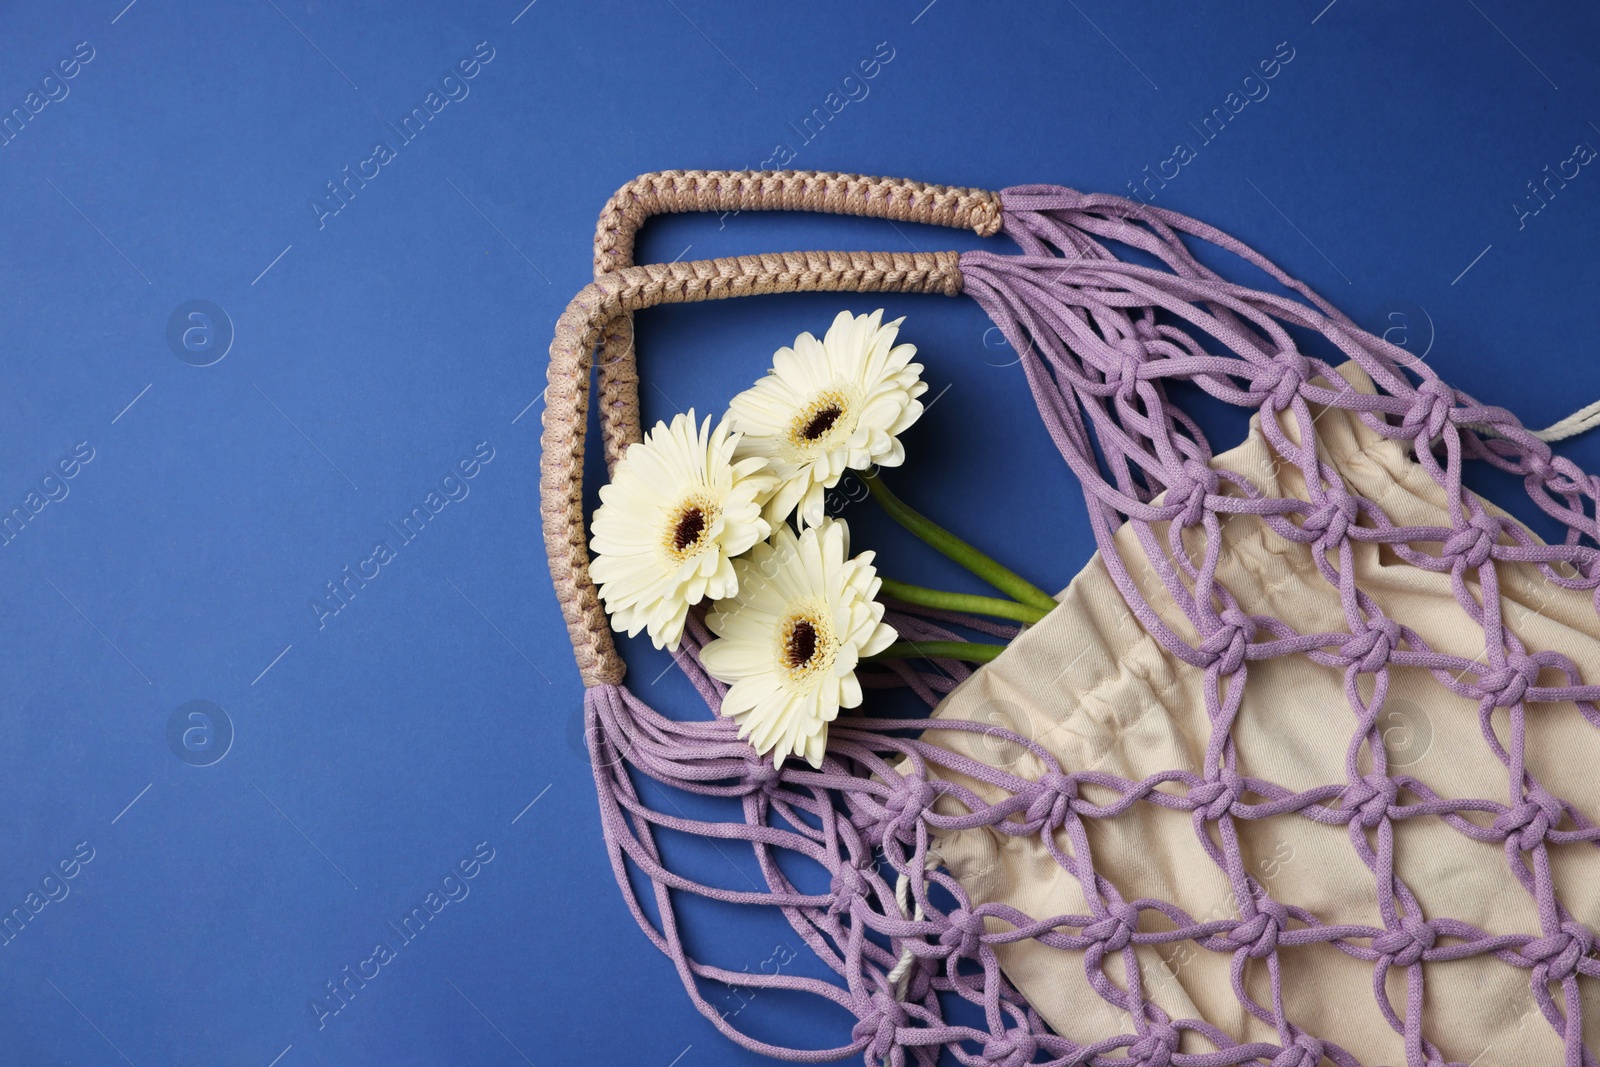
[589,309,1053,768]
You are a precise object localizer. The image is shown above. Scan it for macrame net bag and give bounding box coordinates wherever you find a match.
[540,171,1600,1067]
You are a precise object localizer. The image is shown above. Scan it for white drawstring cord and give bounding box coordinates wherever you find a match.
[887,846,943,998]
[1529,398,1600,443]
[1459,399,1600,447]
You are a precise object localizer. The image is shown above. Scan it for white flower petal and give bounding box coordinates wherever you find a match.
[589,411,772,651]
[700,517,896,768]
[729,310,925,529]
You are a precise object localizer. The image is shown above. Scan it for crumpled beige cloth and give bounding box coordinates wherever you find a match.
[922,363,1600,1065]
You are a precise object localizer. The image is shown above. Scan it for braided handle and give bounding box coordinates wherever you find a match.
[542,250,966,685]
[590,170,1004,470]
[595,170,1004,274]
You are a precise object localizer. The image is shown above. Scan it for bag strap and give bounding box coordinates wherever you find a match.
[589,170,1003,470]
[543,171,1003,686]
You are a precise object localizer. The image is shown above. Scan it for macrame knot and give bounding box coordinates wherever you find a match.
[828,863,869,917]
[1343,774,1398,828]
[1084,901,1140,953]
[1340,617,1402,674]
[1372,916,1437,967]
[1271,1034,1326,1067]
[1189,769,1244,821]
[1107,346,1145,404]
[1400,378,1456,443]
[980,1028,1038,1067]
[1228,900,1288,959]
[1259,352,1311,410]
[1198,607,1255,675]
[1520,920,1594,983]
[1024,771,1078,828]
[1541,454,1588,496]
[1175,460,1220,528]
[886,776,934,817]
[1494,788,1562,851]
[876,776,935,842]
[1127,1023,1180,1067]
[1520,438,1555,479]
[741,755,782,795]
[1441,512,1501,571]
[1475,652,1539,707]
[852,992,909,1065]
[939,907,988,960]
[1302,490,1359,548]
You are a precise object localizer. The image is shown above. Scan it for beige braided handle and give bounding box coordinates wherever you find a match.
[589,170,1004,470]
[545,171,1003,685]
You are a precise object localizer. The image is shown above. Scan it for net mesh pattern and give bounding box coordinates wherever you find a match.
[581,186,1600,1067]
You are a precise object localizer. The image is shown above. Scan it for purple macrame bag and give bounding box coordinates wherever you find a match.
[538,170,1600,1067]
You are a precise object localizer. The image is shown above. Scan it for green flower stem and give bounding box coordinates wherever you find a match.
[878,577,1051,626]
[864,474,1059,613]
[868,640,1007,664]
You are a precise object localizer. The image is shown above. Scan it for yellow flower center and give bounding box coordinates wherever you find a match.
[663,495,717,561]
[778,604,836,682]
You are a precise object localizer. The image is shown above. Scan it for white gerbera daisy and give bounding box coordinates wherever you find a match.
[590,410,774,651]
[729,309,927,529]
[700,518,897,768]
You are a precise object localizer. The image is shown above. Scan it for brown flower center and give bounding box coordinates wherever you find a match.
[672,507,707,552]
[662,495,718,560]
[785,619,819,669]
[800,404,843,441]
[787,389,853,452]
[777,604,837,682]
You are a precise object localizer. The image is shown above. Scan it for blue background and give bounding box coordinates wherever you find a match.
[2,1,1598,1064]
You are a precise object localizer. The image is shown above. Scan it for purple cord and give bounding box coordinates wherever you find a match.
[579,186,1600,1067]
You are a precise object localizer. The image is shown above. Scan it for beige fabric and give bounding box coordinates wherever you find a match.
[924,363,1600,1066]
